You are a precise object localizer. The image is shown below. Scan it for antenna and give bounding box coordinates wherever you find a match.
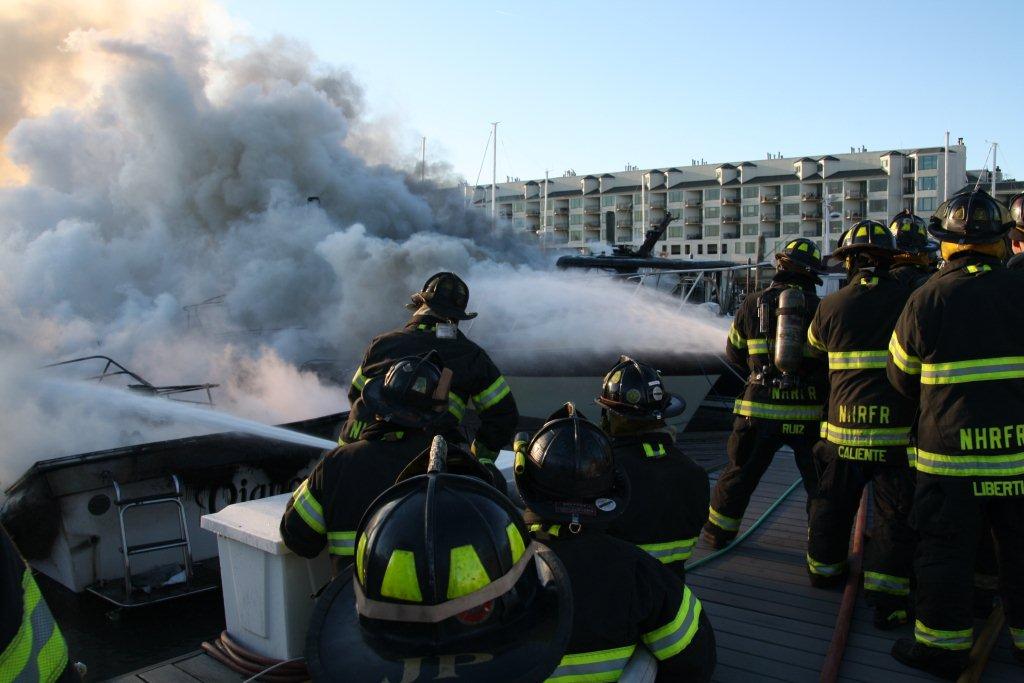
[420,136,426,182]
[491,122,499,225]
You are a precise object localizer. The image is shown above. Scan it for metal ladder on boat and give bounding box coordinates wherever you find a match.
[112,475,195,599]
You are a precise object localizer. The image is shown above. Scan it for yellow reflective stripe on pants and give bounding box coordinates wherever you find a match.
[921,355,1024,385]
[448,392,466,421]
[642,585,702,659]
[472,376,511,411]
[728,324,746,350]
[864,571,910,596]
[327,531,356,556]
[1010,627,1024,650]
[546,644,635,682]
[733,399,822,421]
[639,538,697,564]
[821,422,911,447]
[747,339,769,355]
[888,332,921,375]
[827,349,889,370]
[915,620,972,651]
[0,570,69,683]
[292,480,325,534]
[708,507,740,532]
[806,553,846,577]
[351,366,369,392]
[641,442,666,458]
[913,449,1024,477]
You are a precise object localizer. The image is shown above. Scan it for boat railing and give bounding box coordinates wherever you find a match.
[43,355,219,405]
[624,262,770,312]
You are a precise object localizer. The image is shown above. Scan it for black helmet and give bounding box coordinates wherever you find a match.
[889,210,939,255]
[361,352,451,429]
[1008,193,1024,242]
[928,188,1013,245]
[828,220,897,264]
[775,238,827,274]
[596,355,685,421]
[514,403,629,528]
[306,437,572,682]
[405,272,477,321]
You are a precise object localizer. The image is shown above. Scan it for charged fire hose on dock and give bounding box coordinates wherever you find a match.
[819,490,868,683]
[957,604,1005,683]
[201,630,308,682]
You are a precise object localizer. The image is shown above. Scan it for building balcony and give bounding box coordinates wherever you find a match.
[800,193,821,202]
[525,208,540,217]
[722,216,741,224]
[685,232,703,240]
[684,199,703,208]
[649,200,667,209]
[616,203,633,211]
[721,197,741,206]
[760,195,780,204]
[584,221,600,229]
[801,213,822,221]
[685,218,703,226]
[802,228,822,237]
[583,207,601,215]
[844,192,864,200]
[554,208,569,216]
[499,212,513,220]
[760,214,780,222]
[845,211,863,220]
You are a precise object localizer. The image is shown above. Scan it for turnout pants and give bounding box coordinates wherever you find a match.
[806,442,915,602]
[911,474,1024,655]
[707,416,820,539]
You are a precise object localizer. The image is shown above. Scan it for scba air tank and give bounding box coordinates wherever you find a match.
[773,287,806,376]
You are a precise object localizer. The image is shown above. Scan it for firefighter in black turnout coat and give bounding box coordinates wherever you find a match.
[596,356,709,579]
[281,353,454,575]
[340,272,518,465]
[515,403,716,682]
[1008,193,1024,270]
[888,189,1024,678]
[705,238,828,548]
[888,210,939,290]
[804,222,916,630]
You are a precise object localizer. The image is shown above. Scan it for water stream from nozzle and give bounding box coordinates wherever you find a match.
[45,379,339,451]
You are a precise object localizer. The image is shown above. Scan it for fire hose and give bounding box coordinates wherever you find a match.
[819,490,868,683]
[201,631,308,682]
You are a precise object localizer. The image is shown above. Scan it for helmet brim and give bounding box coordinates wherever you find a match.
[306,546,573,683]
[595,392,686,420]
[514,463,630,527]
[405,295,478,321]
[927,223,1011,245]
[826,244,895,267]
[361,377,450,429]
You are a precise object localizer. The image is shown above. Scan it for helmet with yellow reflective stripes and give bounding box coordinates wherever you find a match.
[1008,192,1024,242]
[596,355,685,422]
[889,210,939,255]
[361,351,452,429]
[929,188,1014,245]
[515,403,630,528]
[828,220,897,265]
[307,436,572,682]
[775,237,828,274]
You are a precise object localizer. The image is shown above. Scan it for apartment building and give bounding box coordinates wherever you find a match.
[467,146,969,264]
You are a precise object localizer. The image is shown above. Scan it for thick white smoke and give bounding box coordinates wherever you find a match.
[0,2,728,489]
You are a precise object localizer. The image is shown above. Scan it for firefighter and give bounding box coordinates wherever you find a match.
[1008,193,1024,270]
[888,188,1024,677]
[305,436,573,682]
[888,210,940,289]
[281,352,464,575]
[804,221,916,630]
[704,238,828,548]
[1,523,79,682]
[594,355,709,579]
[515,403,717,682]
[340,272,518,468]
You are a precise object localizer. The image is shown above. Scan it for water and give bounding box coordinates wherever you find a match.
[46,379,339,450]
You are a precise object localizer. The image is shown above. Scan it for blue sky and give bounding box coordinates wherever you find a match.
[222,0,1022,183]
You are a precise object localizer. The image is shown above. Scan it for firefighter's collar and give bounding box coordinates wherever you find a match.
[940,252,1003,278]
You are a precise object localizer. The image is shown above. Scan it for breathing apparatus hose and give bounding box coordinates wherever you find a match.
[201,631,308,682]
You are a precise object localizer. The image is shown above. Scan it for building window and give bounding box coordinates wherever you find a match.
[670,244,681,255]
[705,188,721,200]
[703,225,718,237]
[633,210,643,223]
[826,199,843,215]
[917,197,937,212]
[783,203,800,216]
[783,222,799,235]
[742,223,758,236]
[868,199,887,213]
[868,179,888,193]
[742,186,758,199]
[668,190,684,203]
[704,206,720,219]
[569,214,583,225]
[827,181,843,196]
[918,176,937,191]
[697,244,704,254]
[783,183,799,197]
[569,230,583,241]
[668,225,683,239]
[722,243,728,254]
[685,244,691,255]
[546,199,555,210]
[512,202,524,212]
[708,244,718,254]
[742,204,759,217]
[569,197,583,209]
[919,155,937,171]
[601,195,616,207]
[903,179,915,195]
[745,242,756,254]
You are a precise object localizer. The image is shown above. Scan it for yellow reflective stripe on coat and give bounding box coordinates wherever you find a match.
[448,392,466,421]
[1010,627,1024,650]
[806,553,846,577]
[472,376,511,411]
[642,585,702,660]
[864,571,910,596]
[913,449,1024,477]
[733,399,822,421]
[0,570,70,683]
[827,349,889,370]
[807,324,826,352]
[708,507,740,532]
[641,442,667,458]
[327,531,356,556]
[915,620,972,651]
[888,332,921,375]
[351,366,369,391]
[747,339,769,355]
[639,538,698,564]
[546,644,635,682]
[920,355,1024,385]
[292,480,325,534]
[727,324,746,350]
[821,422,911,447]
